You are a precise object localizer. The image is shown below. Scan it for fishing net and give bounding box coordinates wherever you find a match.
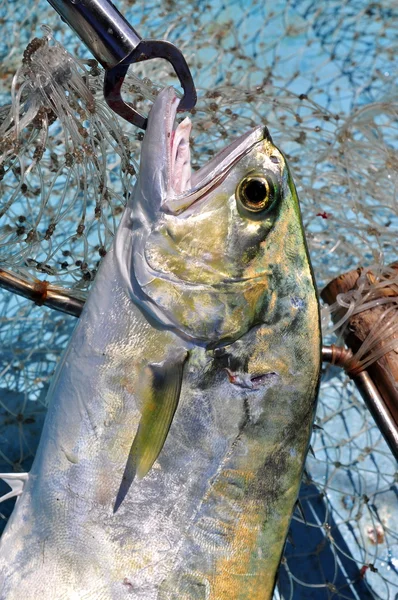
[0,0,397,597]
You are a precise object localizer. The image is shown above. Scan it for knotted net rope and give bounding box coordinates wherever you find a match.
[0,1,397,597]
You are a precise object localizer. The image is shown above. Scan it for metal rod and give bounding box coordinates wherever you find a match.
[46,0,141,70]
[323,345,398,461]
[354,370,398,461]
[0,267,84,318]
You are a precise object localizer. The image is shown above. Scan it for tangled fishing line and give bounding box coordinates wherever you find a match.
[0,0,397,598]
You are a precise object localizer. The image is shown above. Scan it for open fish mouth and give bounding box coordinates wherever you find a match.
[162,91,267,214]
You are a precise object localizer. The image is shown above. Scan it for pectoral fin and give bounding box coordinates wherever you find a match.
[114,353,186,512]
[133,359,186,479]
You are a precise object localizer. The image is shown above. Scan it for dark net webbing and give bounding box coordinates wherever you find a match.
[0,1,397,598]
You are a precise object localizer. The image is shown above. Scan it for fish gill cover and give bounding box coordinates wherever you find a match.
[0,0,397,598]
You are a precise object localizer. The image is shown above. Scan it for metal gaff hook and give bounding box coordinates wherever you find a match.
[45,0,197,129]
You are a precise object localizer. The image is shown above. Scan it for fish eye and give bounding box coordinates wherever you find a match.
[236,174,277,213]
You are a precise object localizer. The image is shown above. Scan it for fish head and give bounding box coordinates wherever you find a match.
[123,88,311,345]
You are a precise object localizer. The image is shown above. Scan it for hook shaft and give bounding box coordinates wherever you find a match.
[46,0,197,128]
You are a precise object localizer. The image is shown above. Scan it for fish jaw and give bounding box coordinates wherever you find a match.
[124,112,311,347]
[118,88,272,343]
[132,87,266,218]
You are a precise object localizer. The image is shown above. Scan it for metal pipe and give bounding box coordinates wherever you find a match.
[354,370,398,461]
[321,344,353,366]
[45,0,141,70]
[323,344,398,461]
[0,267,84,318]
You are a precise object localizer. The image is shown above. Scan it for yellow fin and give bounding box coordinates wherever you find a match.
[114,354,186,512]
[133,360,185,479]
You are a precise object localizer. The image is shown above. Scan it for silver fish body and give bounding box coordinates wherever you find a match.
[0,88,321,599]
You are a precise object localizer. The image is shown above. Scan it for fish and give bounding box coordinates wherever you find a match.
[0,87,321,599]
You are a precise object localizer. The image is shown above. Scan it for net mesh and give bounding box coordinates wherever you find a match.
[0,0,397,598]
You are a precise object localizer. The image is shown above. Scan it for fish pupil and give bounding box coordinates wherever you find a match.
[236,174,276,214]
[243,179,268,204]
